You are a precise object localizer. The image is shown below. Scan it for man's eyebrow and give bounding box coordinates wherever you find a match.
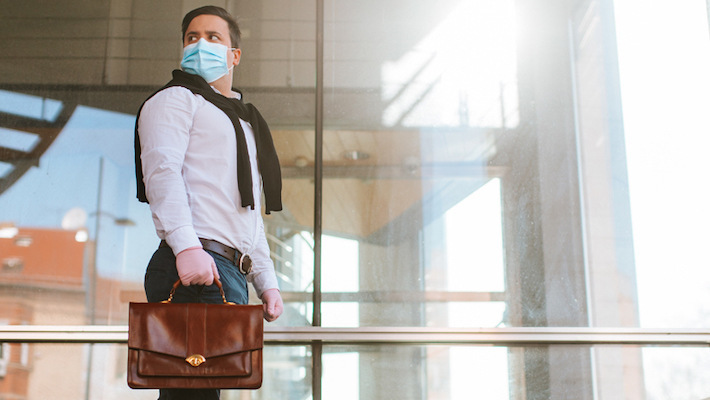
[185,31,222,36]
[185,30,223,37]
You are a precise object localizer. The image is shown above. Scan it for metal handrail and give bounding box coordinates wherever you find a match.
[1,326,710,346]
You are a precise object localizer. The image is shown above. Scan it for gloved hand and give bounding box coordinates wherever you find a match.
[175,247,220,286]
[261,289,283,322]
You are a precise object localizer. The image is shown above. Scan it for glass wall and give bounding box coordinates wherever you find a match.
[2,342,710,399]
[321,0,514,330]
[1,0,710,398]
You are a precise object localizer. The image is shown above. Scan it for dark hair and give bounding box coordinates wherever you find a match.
[182,5,241,48]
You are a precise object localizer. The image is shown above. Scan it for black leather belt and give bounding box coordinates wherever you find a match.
[160,238,252,274]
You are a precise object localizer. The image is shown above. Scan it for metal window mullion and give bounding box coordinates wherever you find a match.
[313,0,324,330]
[313,1,325,400]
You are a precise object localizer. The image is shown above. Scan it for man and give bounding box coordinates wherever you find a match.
[134,6,283,399]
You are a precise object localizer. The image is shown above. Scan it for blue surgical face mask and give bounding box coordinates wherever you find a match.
[180,38,233,83]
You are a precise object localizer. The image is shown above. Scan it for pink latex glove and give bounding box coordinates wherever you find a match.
[261,289,283,322]
[175,247,220,286]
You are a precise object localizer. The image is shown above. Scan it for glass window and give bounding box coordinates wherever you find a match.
[322,0,516,328]
[1,0,710,399]
[616,0,710,329]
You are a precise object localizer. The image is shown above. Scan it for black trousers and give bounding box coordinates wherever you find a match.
[143,245,249,400]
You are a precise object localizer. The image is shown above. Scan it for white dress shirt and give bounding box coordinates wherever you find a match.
[138,86,278,296]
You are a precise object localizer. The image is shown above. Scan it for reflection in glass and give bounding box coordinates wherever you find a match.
[0,343,314,400]
[0,342,708,399]
[323,0,513,329]
[1,0,709,398]
[323,351,359,399]
[245,346,313,400]
[0,90,64,122]
[381,0,518,129]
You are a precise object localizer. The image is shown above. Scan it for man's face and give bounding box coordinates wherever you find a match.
[183,14,241,67]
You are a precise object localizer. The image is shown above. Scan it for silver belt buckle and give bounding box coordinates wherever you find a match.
[238,253,253,275]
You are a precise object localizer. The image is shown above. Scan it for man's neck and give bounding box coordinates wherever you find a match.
[210,73,235,97]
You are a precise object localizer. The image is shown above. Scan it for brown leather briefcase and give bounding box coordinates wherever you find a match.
[127,280,263,389]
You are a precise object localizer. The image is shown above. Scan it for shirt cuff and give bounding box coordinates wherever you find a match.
[249,270,280,298]
[165,226,201,255]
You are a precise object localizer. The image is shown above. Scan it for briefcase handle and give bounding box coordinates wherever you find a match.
[163,279,235,305]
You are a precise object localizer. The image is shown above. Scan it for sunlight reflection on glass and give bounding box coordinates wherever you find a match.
[381,0,519,128]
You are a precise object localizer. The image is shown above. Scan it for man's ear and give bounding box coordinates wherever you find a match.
[231,48,242,66]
